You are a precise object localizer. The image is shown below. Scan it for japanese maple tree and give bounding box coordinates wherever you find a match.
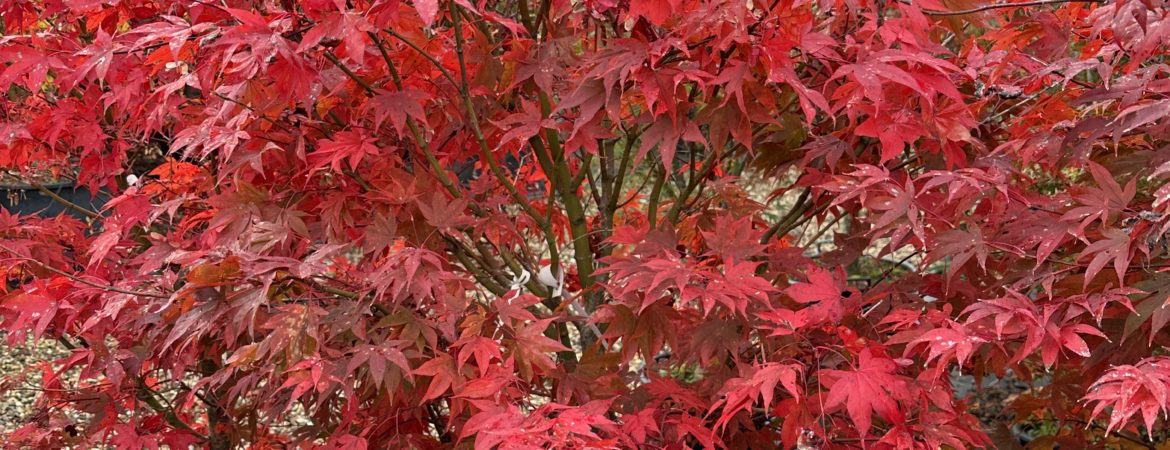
[3,0,1170,448]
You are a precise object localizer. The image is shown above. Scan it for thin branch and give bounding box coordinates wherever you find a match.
[322,52,377,92]
[371,35,554,299]
[761,188,812,244]
[212,91,296,134]
[779,201,833,240]
[570,153,594,189]
[664,147,720,225]
[380,29,461,90]
[0,242,168,298]
[647,164,667,231]
[444,237,512,296]
[517,0,536,34]
[664,123,770,225]
[134,379,208,440]
[298,275,392,317]
[325,42,554,302]
[911,0,1105,16]
[173,381,217,408]
[27,181,101,219]
[801,212,845,247]
[606,130,639,214]
[304,276,359,299]
[534,0,553,38]
[368,34,475,209]
[447,3,552,231]
[869,251,921,287]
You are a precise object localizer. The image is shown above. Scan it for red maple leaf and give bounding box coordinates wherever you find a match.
[785,265,861,324]
[370,89,430,135]
[507,318,570,380]
[311,130,380,175]
[1084,356,1170,434]
[820,349,912,437]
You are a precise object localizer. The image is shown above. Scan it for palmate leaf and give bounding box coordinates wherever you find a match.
[507,318,570,380]
[370,89,430,134]
[820,349,912,437]
[784,265,861,325]
[906,325,985,367]
[5,0,1170,447]
[1085,356,1170,434]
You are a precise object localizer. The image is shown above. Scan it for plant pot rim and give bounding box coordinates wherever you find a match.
[0,181,76,190]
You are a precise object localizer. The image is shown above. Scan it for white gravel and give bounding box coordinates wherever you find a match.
[0,333,71,432]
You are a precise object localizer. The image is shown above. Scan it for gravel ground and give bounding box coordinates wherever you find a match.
[0,332,321,443]
[0,333,71,432]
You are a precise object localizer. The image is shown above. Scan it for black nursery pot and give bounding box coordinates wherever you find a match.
[0,181,109,219]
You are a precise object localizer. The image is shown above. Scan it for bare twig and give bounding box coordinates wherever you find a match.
[761,188,812,243]
[0,242,168,298]
[27,181,100,219]
[380,29,461,89]
[135,379,208,440]
[801,212,845,247]
[910,0,1105,16]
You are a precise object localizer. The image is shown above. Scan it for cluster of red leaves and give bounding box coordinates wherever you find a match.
[2,0,1170,448]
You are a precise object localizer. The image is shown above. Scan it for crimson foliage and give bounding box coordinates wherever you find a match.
[2,0,1170,448]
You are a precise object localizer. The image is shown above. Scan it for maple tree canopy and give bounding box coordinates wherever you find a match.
[3,0,1170,448]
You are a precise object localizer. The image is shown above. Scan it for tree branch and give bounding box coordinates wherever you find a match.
[911,0,1104,16]
[367,35,480,210]
[533,91,597,289]
[27,181,100,219]
[664,146,719,225]
[135,379,208,440]
[647,164,667,231]
[0,242,168,298]
[380,29,462,90]
[446,4,553,232]
[760,188,812,244]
